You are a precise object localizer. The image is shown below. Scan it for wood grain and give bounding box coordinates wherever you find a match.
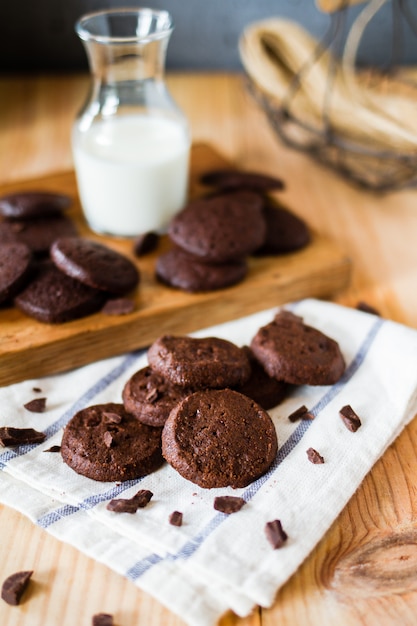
[1,72,417,626]
[0,143,350,386]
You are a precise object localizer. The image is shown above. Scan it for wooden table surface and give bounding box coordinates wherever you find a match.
[1,72,417,626]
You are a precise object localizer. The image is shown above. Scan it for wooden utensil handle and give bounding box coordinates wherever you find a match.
[316,0,369,13]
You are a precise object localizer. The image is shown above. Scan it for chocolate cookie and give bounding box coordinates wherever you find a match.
[50,237,139,295]
[250,311,346,385]
[235,346,289,410]
[122,366,191,427]
[61,403,163,482]
[254,198,311,255]
[0,242,33,304]
[199,169,285,192]
[14,260,105,323]
[0,191,71,220]
[0,214,78,254]
[155,246,247,293]
[168,191,266,263]
[162,389,278,488]
[147,335,251,389]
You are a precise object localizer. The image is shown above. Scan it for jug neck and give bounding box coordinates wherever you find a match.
[76,8,173,84]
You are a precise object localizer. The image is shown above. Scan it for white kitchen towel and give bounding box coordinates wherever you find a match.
[1,298,417,626]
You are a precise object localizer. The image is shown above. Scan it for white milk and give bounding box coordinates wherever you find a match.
[72,115,190,237]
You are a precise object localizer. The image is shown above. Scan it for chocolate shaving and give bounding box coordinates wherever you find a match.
[43,445,61,453]
[102,412,122,425]
[339,404,362,432]
[92,614,114,626]
[213,495,246,514]
[1,570,33,605]
[23,397,46,413]
[133,231,159,256]
[106,489,153,514]
[288,405,314,422]
[101,298,135,316]
[265,519,288,549]
[0,427,46,447]
[169,511,183,527]
[356,301,381,316]
[306,447,324,464]
[145,387,159,403]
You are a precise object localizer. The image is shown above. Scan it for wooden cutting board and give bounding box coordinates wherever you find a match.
[0,143,351,386]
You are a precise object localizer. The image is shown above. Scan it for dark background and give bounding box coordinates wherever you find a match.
[1,0,416,72]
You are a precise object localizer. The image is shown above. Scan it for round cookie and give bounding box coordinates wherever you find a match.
[250,311,346,386]
[0,242,33,304]
[199,169,285,192]
[61,403,163,482]
[14,260,105,323]
[162,389,278,488]
[254,198,311,255]
[168,191,266,263]
[122,366,192,427]
[0,215,78,254]
[235,346,289,410]
[147,335,251,389]
[156,246,247,293]
[0,191,71,220]
[51,237,139,295]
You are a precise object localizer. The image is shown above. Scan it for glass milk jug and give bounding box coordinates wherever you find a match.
[72,8,190,237]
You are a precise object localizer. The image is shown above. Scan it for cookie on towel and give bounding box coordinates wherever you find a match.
[147,335,251,389]
[250,310,345,386]
[168,191,266,263]
[122,366,192,428]
[61,403,163,482]
[235,346,289,410]
[50,237,139,295]
[162,389,278,488]
[155,246,247,293]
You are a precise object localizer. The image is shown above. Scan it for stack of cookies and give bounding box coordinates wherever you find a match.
[0,191,139,323]
[156,168,311,292]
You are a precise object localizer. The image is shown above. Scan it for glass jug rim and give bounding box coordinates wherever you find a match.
[75,7,174,45]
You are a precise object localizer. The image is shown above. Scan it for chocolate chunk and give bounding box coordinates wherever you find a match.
[339,405,362,432]
[306,447,324,464]
[23,397,46,413]
[106,489,153,514]
[356,301,381,316]
[1,570,33,605]
[213,495,246,514]
[101,298,135,316]
[43,445,61,453]
[0,427,46,447]
[103,431,114,448]
[169,511,183,527]
[102,412,122,425]
[92,614,113,626]
[288,405,314,422]
[133,232,159,256]
[32,387,42,393]
[265,519,288,549]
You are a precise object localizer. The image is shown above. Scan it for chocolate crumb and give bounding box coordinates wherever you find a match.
[169,511,183,527]
[23,397,46,413]
[213,495,246,514]
[133,232,159,256]
[288,405,314,422]
[1,570,33,605]
[101,298,135,316]
[356,301,380,316]
[43,445,61,453]
[265,519,288,549]
[32,387,42,393]
[306,447,324,464]
[0,427,46,447]
[339,404,362,432]
[106,489,153,514]
[92,614,113,626]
